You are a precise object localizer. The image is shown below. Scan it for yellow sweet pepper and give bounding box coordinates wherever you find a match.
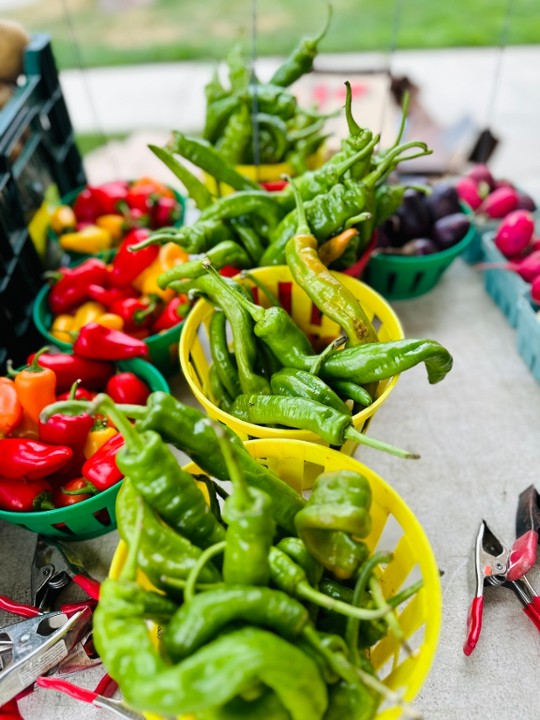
[132,242,188,300]
[72,301,107,331]
[59,225,113,254]
[96,214,126,243]
[50,314,75,344]
[50,205,77,235]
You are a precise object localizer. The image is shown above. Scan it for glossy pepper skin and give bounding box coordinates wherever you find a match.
[117,429,225,549]
[0,476,54,512]
[93,582,329,720]
[270,367,351,417]
[216,426,276,587]
[13,347,57,425]
[134,392,305,535]
[26,352,115,393]
[164,586,310,662]
[0,439,73,480]
[0,377,23,436]
[105,372,151,406]
[73,323,149,361]
[116,478,220,591]
[158,241,251,288]
[208,310,242,401]
[270,3,332,87]
[151,296,185,333]
[108,229,159,288]
[285,176,377,346]
[47,258,109,315]
[295,470,371,580]
[38,406,94,455]
[82,432,124,491]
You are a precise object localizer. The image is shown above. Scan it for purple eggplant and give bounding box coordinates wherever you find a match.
[402,238,440,256]
[396,189,432,241]
[425,183,462,221]
[432,212,471,249]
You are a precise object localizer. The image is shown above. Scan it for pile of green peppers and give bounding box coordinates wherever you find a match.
[59,391,425,720]
[138,71,433,269]
[160,250,453,456]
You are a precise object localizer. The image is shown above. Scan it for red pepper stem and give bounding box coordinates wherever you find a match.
[89,394,144,452]
[344,426,420,460]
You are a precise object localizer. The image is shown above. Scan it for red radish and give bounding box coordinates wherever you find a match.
[494,210,535,257]
[477,249,540,281]
[478,186,520,219]
[531,275,540,304]
[456,177,483,210]
[467,164,495,190]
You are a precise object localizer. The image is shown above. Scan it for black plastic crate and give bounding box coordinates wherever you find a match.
[0,34,86,372]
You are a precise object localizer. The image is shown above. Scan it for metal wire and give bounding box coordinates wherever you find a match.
[249,0,261,175]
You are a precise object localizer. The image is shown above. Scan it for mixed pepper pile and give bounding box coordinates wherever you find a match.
[45,235,188,354]
[0,349,154,513]
[49,176,184,256]
[40,390,424,720]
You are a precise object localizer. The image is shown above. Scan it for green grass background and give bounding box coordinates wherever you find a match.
[4,0,540,71]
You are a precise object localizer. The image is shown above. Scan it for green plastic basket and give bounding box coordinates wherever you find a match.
[33,283,185,378]
[362,219,478,301]
[0,358,169,540]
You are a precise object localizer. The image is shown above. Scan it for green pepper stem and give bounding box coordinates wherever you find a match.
[184,541,226,604]
[354,666,423,720]
[211,421,251,510]
[40,399,148,422]
[129,234,170,252]
[390,90,410,149]
[285,174,312,238]
[366,140,430,188]
[344,211,372,230]
[296,581,392,621]
[302,625,360,686]
[24,346,50,375]
[387,578,424,608]
[344,427,420,460]
[369,575,414,658]
[309,336,347,376]
[334,135,380,177]
[202,259,264,322]
[159,576,225,592]
[88,394,144,452]
[346,551,393,663]
[344,80,362,136]
[240,270,282,308]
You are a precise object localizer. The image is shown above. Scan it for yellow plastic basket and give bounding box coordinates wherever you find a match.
[179,265,404,455]
[109,438,441,720]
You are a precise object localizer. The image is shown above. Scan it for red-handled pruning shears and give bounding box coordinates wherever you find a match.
[464,485,540,656]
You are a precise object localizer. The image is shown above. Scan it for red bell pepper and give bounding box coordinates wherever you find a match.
[151,195,181,228]
[105,372,151,405]
[108,229,158,288]
[125,183,156,213]
[53,477,97,507]
[151,295,185,332]
[86,284,138,310]
[72,188,103,224]
[0,438,73,480]
[26,351,116,393]
[90,181,129,215]
[82,432,125,491]
[0,476,54,512]
[73,323,149,361]
[108,296,159,332]
[47,258,109,315]
[38,407,94,455]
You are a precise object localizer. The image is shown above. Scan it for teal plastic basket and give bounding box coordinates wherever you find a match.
[0,357,169,540]
[362,220,478,301]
